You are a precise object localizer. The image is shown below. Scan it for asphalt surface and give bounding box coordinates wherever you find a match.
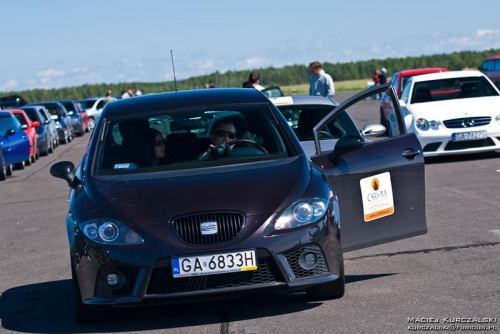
[0,93,499,333]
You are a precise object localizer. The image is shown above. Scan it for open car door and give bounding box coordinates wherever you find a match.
[261,86,284,98]
[310,84,427,252]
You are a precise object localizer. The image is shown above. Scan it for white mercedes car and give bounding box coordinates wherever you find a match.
[388,70,500,157]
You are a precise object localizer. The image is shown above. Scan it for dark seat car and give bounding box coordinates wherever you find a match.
[20,105,56,156]
[50,86,426,322]
[59,100,88,136]
[0,111,30,172]
[27,101,73,144]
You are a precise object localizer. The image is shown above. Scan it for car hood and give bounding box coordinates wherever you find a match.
[84,157,310,226]
[408,96,500,120]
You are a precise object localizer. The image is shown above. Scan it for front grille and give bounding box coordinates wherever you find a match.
[94,264,139,298]
[443,117,491,129]
[284,244,329,280]
[146,257,284,295]
[445,138,495,151]
[172,212,245,245]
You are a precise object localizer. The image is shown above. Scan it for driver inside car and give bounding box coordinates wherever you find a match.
[199,118,238,160]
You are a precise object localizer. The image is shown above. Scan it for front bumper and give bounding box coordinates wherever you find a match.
[72,213,342,306]
[417,128,500,157]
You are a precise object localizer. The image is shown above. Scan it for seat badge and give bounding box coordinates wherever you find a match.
[200,221,218,235]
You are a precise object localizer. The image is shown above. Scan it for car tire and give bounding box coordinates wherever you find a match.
[15,161,25,170]
[71,260,103,323]
[0,155,6,181]
[306,262,345,300]
[26,157,32,166]
[6,164,13,176]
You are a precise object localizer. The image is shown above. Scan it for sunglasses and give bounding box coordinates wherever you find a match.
[213,130,236,139]
[154,139,166,147]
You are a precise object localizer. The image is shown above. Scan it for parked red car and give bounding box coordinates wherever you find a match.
[380,68,449,133]
[9,109,39,165]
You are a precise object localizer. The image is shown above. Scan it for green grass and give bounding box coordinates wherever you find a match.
[281,78,371,95]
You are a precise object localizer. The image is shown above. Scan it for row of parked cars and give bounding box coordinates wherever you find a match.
[0,96,114,181]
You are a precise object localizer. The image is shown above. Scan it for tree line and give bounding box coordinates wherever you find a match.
[3,49,499,102]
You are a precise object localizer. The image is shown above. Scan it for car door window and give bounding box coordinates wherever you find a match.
[317,86,406,156]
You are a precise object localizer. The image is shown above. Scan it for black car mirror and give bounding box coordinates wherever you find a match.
[50,161,81,188]
[329,135,365,165]
[5,129,15,138]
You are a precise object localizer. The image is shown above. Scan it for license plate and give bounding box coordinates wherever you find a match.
[452,130,487,141]
[171,250,257,278]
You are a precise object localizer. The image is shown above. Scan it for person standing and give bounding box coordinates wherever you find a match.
[243,71,265,91]
[309,61,335,97]
[379,68,388,84]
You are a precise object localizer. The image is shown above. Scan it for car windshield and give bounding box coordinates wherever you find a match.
[411,76,499,104]
[61,102,76,112]
[97,104,294,175]
[22,108,39,122]
[12,113,27,126]
[0,115,17,136]
[80,100,97,109]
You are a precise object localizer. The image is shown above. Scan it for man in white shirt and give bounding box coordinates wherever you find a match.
[309,61,335,97]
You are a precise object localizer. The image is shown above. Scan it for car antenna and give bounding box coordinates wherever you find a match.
[170,49,178,92]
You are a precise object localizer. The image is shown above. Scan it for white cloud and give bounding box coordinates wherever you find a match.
[186,60,215,71]
[37,69,65,84]
[71,67,88,73]
[474,29,500,38]
[0,79,19,92]
[238,57,269,69]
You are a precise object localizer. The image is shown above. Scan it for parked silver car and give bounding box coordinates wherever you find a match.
[79,97,116,130]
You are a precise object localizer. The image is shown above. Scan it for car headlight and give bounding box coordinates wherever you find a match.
[416,118,440,131]
[275,198,329,230]
[79,219,144,245]
[55,121,62,129]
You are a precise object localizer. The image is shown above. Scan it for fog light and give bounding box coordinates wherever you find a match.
[106,273,119,286]
[299,252,318,270]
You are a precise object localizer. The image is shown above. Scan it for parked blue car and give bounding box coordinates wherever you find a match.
[0,111,30,174]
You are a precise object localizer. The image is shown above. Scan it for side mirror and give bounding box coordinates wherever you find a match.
[20,124,28,130]
[32,121,40,128]
[5,129,15,138]
[361,123,386,137]
[50,161,81,188]
[329,135,365,165]
[399,100,406,108]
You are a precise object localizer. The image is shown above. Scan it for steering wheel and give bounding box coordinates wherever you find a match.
[229,139,268,154]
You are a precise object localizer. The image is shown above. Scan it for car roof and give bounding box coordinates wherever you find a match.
[396,68,449,77]
[0,110,16,116]
[485,55,500,60]
[409,70,486,83]
[103,88,270,118]
[269,95,340,108]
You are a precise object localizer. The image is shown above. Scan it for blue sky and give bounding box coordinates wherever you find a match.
[1,0,499,92]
